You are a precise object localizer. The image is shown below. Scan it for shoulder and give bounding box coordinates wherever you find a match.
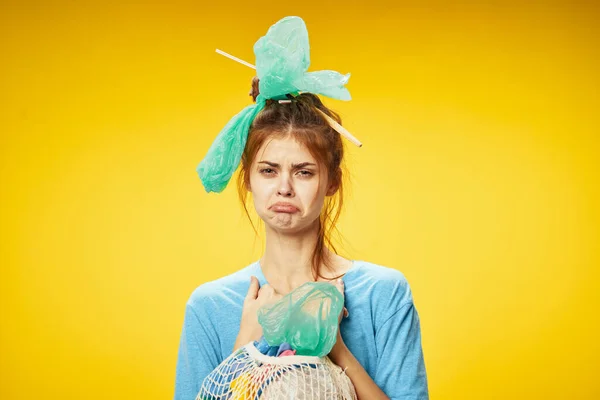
[348,260,415,312]
[186,261,257,311]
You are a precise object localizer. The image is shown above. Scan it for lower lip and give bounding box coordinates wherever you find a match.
[271,206,299,213]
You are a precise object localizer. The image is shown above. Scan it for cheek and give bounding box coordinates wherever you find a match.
[301,181,325,207]
[250,179,275,204]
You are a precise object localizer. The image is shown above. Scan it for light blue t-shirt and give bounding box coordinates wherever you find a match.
[174,259,429,399]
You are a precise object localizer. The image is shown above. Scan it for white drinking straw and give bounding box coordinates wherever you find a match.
[215,48,362,147]
[215,49,256,69]
[315,108,363,148]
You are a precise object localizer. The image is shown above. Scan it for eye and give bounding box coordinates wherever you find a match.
[259,168,314,177]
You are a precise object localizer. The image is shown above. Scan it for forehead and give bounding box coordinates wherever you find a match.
[256,137,316,163]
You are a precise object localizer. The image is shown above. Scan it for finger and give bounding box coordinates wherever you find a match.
[335,278,345,297]
[258,283,273,297]
[344,307,349,318]
[246,276,260,300]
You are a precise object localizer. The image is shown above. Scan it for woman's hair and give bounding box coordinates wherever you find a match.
[236,93,348,281]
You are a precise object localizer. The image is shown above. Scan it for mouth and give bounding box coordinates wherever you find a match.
[270,204,300,213]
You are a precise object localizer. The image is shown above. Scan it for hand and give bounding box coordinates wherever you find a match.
[234,276,282,351]
[329,278,349,359]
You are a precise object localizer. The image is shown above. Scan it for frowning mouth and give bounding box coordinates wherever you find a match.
[270,202,300,213]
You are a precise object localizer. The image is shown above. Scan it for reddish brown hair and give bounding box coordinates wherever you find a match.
[236,93,349,281]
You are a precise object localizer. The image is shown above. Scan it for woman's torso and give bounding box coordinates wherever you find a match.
[191,259,414,377]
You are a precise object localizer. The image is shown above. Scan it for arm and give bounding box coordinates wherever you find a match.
[329,340,390,400]
[374,301,429,400]
[329,277,390,399]
[330,301,429,400]
[174,301,221,400]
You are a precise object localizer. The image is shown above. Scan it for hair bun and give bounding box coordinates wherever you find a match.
[249,76,260,102]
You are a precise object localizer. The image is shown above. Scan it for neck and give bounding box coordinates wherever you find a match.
[259,220,331,294]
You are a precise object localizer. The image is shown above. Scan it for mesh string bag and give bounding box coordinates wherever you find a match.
[196,343,356,400]
[196,282,357,400]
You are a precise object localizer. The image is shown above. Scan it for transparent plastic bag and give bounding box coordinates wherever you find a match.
[196,102,264,193]
[197,281,351,400]
[257,281,344,357]
[196,15,351,193]
[253,16,351,102]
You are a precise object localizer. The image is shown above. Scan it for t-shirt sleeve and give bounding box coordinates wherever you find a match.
[174,299,221,400]
[374,301,429,400]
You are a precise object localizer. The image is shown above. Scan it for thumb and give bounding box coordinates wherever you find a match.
[335,278,345,297]
[246,276,260,301]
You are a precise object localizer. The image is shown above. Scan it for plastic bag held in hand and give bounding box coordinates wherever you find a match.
[196,281,355,400]
[196,15,351,193]
[257,281,344,357]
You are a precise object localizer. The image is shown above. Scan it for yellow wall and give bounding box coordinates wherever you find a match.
[1,1,598,399]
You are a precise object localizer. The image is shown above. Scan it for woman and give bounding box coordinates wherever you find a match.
[174,88,429,399]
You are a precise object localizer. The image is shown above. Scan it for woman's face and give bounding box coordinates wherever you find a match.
[248,136,336,234]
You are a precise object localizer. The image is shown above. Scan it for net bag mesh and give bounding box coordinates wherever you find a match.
[196,342,357,400]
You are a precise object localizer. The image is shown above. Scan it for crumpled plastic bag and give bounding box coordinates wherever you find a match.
[257,281,344,357]
[196,15,351,193]
[254,15,351,101]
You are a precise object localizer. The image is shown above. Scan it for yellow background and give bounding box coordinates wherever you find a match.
[1,1,598,399]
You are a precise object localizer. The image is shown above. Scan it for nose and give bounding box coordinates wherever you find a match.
[277,175,294,197]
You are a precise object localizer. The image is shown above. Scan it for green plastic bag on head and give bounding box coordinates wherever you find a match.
[254,16,351,101]
[196,15,351,193]
[257,281,344,357]
[196,101,265,193]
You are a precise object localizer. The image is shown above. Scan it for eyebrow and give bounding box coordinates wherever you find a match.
[258,161,316,169]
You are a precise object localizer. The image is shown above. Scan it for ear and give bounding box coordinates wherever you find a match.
[325,170,341,196]
[326,180,339,197]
